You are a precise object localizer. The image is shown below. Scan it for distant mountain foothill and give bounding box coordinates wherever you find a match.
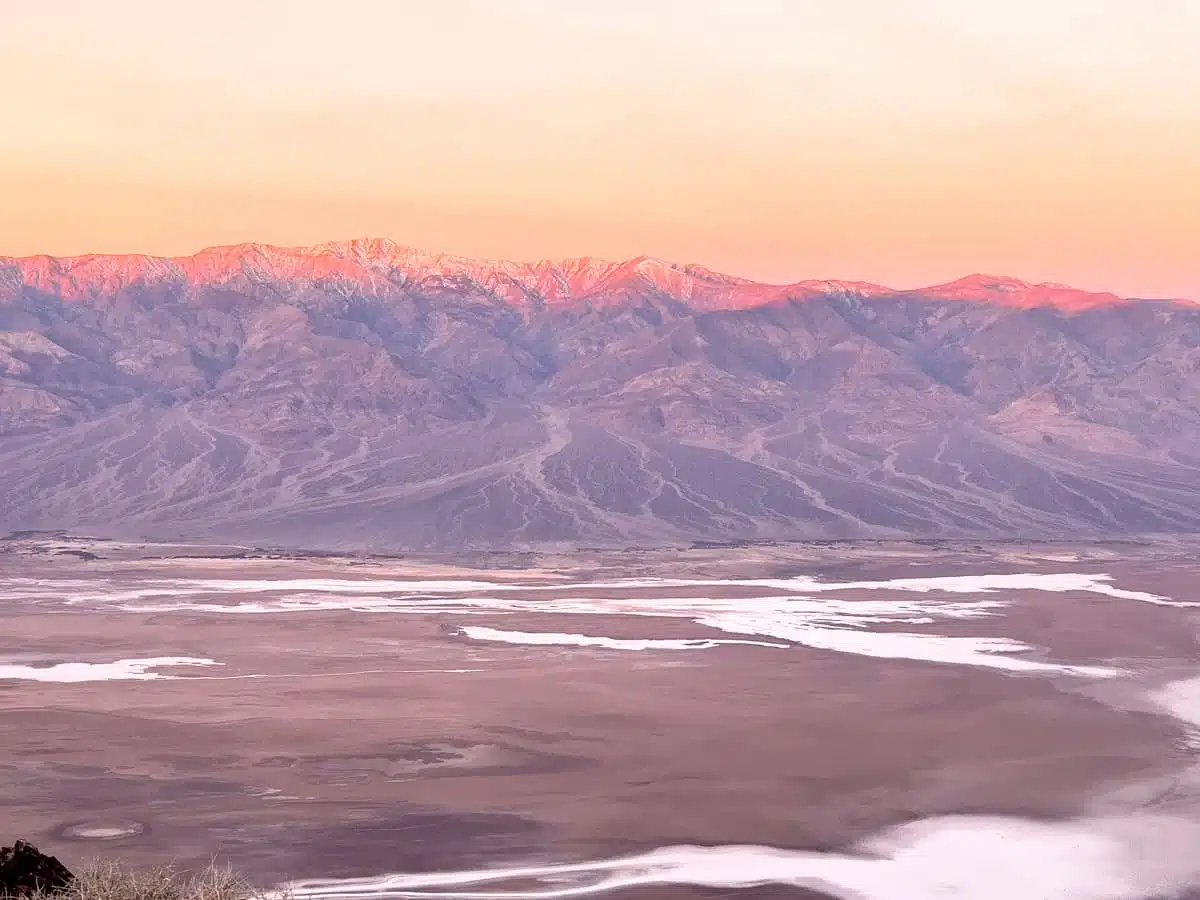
[2,239,1198,549]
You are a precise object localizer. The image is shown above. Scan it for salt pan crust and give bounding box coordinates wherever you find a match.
[277,675,1200,900]
[0,657,219,682]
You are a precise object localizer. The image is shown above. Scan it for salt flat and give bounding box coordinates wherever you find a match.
[2,537,1200,899]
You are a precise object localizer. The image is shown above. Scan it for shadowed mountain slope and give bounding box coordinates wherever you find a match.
[1,241,1197,549]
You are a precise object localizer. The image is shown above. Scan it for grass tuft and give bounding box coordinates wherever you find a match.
[14,860,272,900]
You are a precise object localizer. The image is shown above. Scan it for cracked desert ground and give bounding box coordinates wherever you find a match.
[4,537,1200,899]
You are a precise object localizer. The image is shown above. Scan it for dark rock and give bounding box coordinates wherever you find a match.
[0,841,75,898]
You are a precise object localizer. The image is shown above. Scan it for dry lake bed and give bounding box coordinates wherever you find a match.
[4,536,1200,899]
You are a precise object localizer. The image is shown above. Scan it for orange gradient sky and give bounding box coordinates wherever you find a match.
[2,0,1198,296]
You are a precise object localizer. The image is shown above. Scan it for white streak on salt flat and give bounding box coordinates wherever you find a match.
[189,668,484,681]
[0,571,1170,676]
[93,592,1117,676]
[1153,676,1200,728]
[460,615,1117,677]
[3,571,1192,607]
[67,826,142,840]
[685,614,1120,677]
[277,813,1200,900]
[0,657,220,682]
[1151,675,1200,748]
[270,672,1200,900]
[458,627,787,651]
[565,573,1192,607]
[112,594,1008,619]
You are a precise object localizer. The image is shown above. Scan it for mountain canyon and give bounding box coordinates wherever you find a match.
[2,239,1197,549]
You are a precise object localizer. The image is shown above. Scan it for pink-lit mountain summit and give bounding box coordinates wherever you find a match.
[0,238,1147,311]
[2,236,1198,549]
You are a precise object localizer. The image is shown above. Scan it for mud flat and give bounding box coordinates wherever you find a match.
[2,539,1200,898]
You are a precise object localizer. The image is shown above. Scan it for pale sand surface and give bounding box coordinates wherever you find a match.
[2,538,1200,898]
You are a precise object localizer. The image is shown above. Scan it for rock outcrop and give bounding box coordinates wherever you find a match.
[0,841,74,898]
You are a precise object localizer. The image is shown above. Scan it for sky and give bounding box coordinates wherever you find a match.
[1,0,1198,297]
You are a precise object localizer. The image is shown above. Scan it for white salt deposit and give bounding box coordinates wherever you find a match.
[3,570,1192,608]
[693,614,1120,676]
[4,570,1166,676]
[250,574,1200,899]
[460,610,1119,676]
[458,627,787,651]
[73,828,130,838]
[64,823,144,840]
[272,670,1200,900]
[278,812,1200,900]
[1150,675,1200,748]
[1152,676,1200,726]
[2,569,1195,896]
[0,657,220,682]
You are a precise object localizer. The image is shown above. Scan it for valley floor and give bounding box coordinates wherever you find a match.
[3,538,1200,899]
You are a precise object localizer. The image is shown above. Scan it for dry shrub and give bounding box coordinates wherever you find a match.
[20,860,274,900]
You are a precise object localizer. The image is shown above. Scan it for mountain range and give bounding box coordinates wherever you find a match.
[2,238,1198,549]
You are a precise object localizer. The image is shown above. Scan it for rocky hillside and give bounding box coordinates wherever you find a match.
[1,240,1197,549]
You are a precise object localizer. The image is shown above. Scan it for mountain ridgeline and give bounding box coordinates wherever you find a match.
[1,239,1198,549]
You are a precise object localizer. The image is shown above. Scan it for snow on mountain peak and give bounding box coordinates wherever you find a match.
[0,239,1151,311]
